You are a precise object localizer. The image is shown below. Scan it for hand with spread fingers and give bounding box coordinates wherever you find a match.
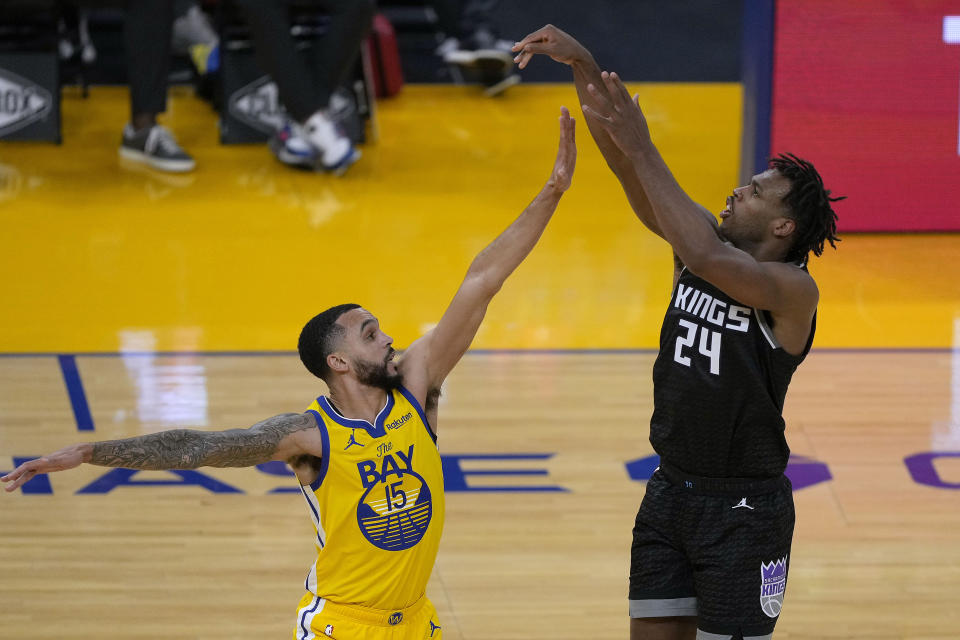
[580,71,652,160]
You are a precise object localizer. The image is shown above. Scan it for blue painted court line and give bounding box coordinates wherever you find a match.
[57,355,94,431]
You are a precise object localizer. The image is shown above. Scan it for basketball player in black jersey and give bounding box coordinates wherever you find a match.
[514,26,842,640]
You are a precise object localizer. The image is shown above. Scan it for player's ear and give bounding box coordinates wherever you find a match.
[327,352,349,374]
[772,217,796,239]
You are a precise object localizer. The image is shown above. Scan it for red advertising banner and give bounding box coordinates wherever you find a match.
[772,1,960,231]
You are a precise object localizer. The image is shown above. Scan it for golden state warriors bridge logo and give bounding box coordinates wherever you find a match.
[355,444,433,551]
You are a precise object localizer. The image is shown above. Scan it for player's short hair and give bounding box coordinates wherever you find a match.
[770,153,844,264]
[298,304,361,381]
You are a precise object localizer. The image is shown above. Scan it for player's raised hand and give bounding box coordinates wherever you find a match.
[512,24,588,70]
[546,107,577,193]
[580,71,652,158]
[1,444,88,492]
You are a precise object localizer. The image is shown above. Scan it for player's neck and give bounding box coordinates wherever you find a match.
[326,380,389,424]
[740,238,788,263]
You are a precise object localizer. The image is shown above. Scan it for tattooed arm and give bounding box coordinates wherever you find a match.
[1,412,318,492]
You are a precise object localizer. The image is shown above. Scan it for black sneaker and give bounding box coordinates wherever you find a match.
[119,124,196,173]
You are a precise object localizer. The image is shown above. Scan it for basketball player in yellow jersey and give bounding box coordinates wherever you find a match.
[3,108,577,639]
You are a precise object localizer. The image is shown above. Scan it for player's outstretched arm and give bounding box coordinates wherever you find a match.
[400,108,576,401]
[1,412,317,492]
[581,71,817,314]
[512,24,660,238]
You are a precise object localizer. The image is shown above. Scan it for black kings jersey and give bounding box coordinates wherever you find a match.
[650,268,815,478]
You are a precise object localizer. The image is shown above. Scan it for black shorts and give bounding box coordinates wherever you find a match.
[629,464,795,638]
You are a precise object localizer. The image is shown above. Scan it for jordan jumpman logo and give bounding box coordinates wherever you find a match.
[429,619,442,637]
[344,429,363,450]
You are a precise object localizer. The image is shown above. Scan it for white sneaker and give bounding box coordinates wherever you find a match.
[303,110,358,174]
[269,121,319,169]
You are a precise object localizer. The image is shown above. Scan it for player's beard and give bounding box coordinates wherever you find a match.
[354,353,403,391]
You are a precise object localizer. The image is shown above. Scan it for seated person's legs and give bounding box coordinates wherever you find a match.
[120,0,195,173]
[233,0,371,174]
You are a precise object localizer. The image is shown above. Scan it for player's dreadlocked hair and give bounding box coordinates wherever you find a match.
[298,303,361,381]
[769,153,844,264]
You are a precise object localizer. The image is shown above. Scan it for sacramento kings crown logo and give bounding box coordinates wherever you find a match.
[760,555,788,618]
[356,465,433,551]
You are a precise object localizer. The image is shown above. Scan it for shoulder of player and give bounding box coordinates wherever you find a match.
[282,413,324,457]
[764,260,818,294]
[762,261,819,319]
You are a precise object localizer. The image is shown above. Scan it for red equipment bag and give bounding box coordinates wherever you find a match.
[364,13,404,98]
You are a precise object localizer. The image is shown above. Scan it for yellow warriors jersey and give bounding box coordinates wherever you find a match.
[301,386,445,610]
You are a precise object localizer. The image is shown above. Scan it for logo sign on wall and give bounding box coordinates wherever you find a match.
[0,67,52,137]
[227,76,286,134]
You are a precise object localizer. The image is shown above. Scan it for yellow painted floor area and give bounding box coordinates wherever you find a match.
[1,84,959,352]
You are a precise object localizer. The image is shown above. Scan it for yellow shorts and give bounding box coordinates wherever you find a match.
[292,592,442,640]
